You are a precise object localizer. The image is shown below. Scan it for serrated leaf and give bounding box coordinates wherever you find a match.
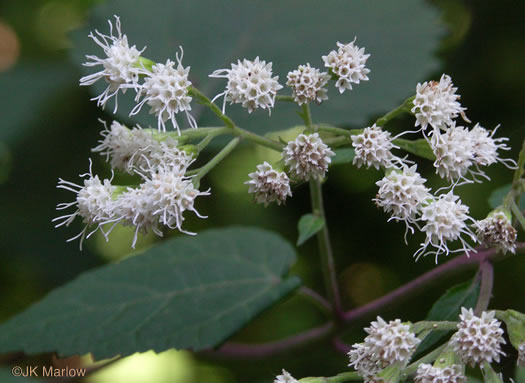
[297,214,325,246]
[0,227,300,359]
[415,279,480,356]
[70,0,443,134]
[331,148,355,165]
[488,184,525,210]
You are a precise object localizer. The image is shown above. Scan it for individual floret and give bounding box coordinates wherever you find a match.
[80,16,144,112]
[415,191,477,262]
[322,39,370,93]
[92,121,193,174]
[451,308,506,367]
[53,161,117,249]
[282,133,335,181]
[470,124,517,169]
[274,370,298,383]
[132,48,196,133]
[414,364,467,383]
[411,74,468,131]
[245,162,292,206]
[351,124,402,170]
[286,63,330,105]
[374,165,431,234]
[476,210,517,254]
[347,343,383,379]
[209,57,283,114]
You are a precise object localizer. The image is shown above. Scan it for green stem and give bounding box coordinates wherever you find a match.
[374,96,415,127]
[193,137,240,184]
[510,199,525,231]
[276,95,296,102]
[404,343,447,376]
[302,103,313,130]
[412,321,458,334]
[314,124,361,137]
[309,179,343,316]
[196,135,215,152]
[324,372,362,383]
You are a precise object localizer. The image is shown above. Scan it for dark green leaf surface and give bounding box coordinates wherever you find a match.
[70,0,443,134]
[331,148,355,165]
[0,227,300,359]
[297,214,325,246]
[415,279,480,356]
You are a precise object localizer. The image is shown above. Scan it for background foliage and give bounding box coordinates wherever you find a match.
[1,0,525,382]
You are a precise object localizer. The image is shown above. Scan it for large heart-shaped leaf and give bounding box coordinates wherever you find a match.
[70,0,443,134]
[0,227,300,359]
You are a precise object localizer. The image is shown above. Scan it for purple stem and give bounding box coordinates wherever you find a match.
[204,322,334,359]
[343,246,502,322]
[333,337,352,354]
[474,261,494,315]
[298,286,332,314]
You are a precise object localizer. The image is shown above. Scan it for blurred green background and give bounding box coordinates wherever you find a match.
[1,0,525,382]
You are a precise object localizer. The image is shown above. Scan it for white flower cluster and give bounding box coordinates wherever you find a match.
[273,370,298,383]
[245,162,292,207]
[93,121,192,174]
[209,57,283,114]
[414,364,466,383]
[348,317,420,379]
[519,343,525,367]
[81,18,195,133]
[351,124,403,170]
[451,308,506,367]
[476,210,517,254]
[286,63,330,105]
[411,74,467,131]
[322,39,370,93]
[283,133,335,181]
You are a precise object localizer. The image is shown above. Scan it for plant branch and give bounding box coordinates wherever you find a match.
[404,343,447,376]
[474,260,494,315]
[298,286,333,315]
[374,96,415,127]
[193,137,240,183]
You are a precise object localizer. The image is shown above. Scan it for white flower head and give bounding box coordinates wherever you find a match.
[352,124,403,170]
[132,47,196,133]
[411,74,469,131]
[348,343,383,379]
[518,343,525,367]
[430,124,477,183]
[93,121,193,174]
[415,191,477,262]
[451,308,506,367]
[114,164,209,248]
[476,210,517,254]
[414,363,467,383]
[53,161,116,249]
[80,16,145,112]
[274,369,298,383]
[374,165,431,234]
[363,317,420,367]
[283,133,335,181]
[286,63,331,105]
[322,39,370,93]
[209,57,283,114]
[470,124,517,169]
[245,162,292,207]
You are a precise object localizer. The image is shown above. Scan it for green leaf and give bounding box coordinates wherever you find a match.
[394,138,435,161]
[415,279,480,356]
[331,148,355,165]
[488,184,525,210]
[70,0,444,134]
[297,214,325,246]
[0,227,300,359]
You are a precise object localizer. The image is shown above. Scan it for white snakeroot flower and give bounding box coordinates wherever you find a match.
[470,123,517,169]
[415,192,478,262]
[245,162,292,207]
[274,370,298,383]
[132,48,196,133]
[348,343,383,379]
[53,162,116,249]
[93,121,193,174]
[411,73,468,131]
[476,210,517,254]
[322,39,370,93]
[430,125,477,183]
[209,57,283,114]
[352,124,402,170]
[414,364,467,383]
[374,165,431,234]
[451,308,506,367]
[283,133,335,181]
[518,343,525,367]
[80,16,144,112]
[286,63,330,105]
